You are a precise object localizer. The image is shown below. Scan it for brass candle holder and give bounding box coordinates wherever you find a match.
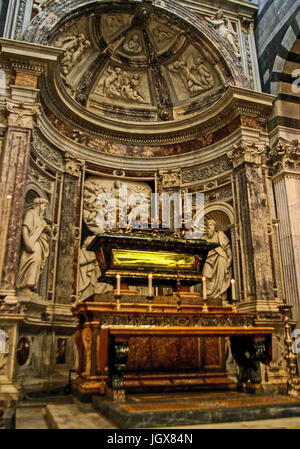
[202,276,208,312]
[114,294,122,310]
[278,304,300,397]
[202,298,208,312]
[147,295,155,312]
[231,298,237,313]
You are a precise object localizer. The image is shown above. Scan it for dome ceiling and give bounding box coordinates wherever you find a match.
[32,1,249,141]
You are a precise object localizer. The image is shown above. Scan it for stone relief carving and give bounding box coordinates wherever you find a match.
[160,169,181,188]
[169,56,215,95]
[267,139,300,174]
[205,10,240,58]
[83,177,152,233]
[123,32,143,54]
[54,33,91,76]
[78,236,112,301]
[28,166,52,191]
[16,198,51,296]
[153,26,172,42]
[202,219,232,298]
[99,66,147,104]
[31,131,64,169]
[182,158,231,184]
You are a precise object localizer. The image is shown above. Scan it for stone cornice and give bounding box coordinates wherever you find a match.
[41,84,275,146]
[0,38,64,64]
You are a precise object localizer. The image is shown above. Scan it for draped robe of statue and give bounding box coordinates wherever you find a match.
[202,229,232,298]
[79,237,112,301]
[16,204,49,292]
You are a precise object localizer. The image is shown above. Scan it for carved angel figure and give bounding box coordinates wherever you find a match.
[78,236,112,301]
[102,67,146,104]
[16,198,51,296]
[190,57,215,89]
[55,33,91,75]
[169,58,214,95]
[205,10,240,58]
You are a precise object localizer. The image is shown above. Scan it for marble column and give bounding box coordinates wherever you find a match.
[0,80,39,305]
[268,139,300,321]
[227,141,278,311]
[55,154,84,305]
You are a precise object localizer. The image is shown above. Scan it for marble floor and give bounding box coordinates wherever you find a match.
[14,392,300,429]
[15,404,300,429]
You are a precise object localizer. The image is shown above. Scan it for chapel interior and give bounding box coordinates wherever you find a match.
[0,0,299,429]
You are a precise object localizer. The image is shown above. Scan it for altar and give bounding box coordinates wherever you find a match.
[72,232,274,402]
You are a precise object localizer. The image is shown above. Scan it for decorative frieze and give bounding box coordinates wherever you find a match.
[100,312,256,328]
[182,158,231,184]
[31,130,64,169]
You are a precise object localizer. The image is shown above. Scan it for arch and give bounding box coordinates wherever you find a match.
[204,202,235,231]
[23,0,249,89]
[25,184,50,219]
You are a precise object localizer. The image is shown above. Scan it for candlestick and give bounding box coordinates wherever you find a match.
[231,279,236,300]
[116,274,121,296]
[202,276,207,300]
[148,273,153,297]
[231,279,237,312]
[202,276,208,312]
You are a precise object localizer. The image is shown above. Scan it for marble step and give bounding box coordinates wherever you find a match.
[45,403,117,429]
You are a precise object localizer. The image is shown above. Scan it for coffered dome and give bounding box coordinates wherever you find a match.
[25,0,249,142]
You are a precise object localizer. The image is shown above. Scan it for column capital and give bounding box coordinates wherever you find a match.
[64,152,85,177]
[267,138,300,177]
[159,168,181,188]
[227,140,265,168]
[6,99,39,129]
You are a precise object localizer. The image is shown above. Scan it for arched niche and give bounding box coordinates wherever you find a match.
[203,202,240,302]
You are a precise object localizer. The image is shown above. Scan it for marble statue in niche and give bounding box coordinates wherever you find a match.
[78,236,112,301]
[123,32,142,54]
[169,57,215,95]
[54,33,91,75]
[16,198,51,296]
[205,10,240,58]
[101,66,146,104]
[202,219,232,298]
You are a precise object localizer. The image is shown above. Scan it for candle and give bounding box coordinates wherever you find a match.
[148,273,153,297]
[231,279,236,300]
[202,276,207,300]
[116,274,121,295]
